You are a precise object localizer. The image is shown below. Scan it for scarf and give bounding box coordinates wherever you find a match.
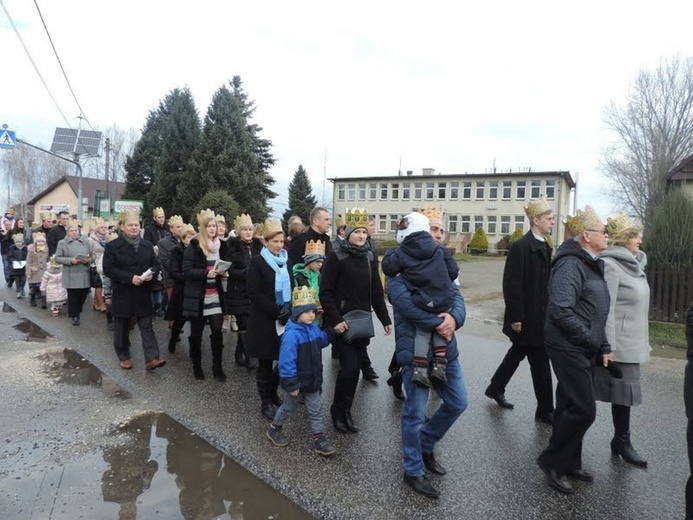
[260,247,291,306]
[91,231,106,248]
[207,237,220,254]
[339,239,369,258]
[122,234,141,251]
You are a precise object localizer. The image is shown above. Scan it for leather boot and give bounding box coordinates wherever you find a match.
[234,332,247,367]
[94,287,106,312]
[189,337,205,380]
[330,404,348,433]
[611,404,647,467]
[211,334,227,382]
[343,397,359,433]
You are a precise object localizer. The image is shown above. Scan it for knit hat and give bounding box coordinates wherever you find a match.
[396,212,430,244]
[12,233,24,245]
[344,207,369,239]
[303,240,326,266]
[291,286,318,320]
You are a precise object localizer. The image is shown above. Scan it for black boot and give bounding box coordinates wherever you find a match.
[343,397,359,433]
[189,337,205,380]
[611,404,647,467]
[330,404,348,433]
[271,366,283,406]
[211,334,227,382]
[257,365,277,420]
[387,370,405,400]
[234,332,247,366]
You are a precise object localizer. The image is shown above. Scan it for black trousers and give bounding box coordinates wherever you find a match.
[333,337,369,408]
[540,348,596,475]
[66,287,90,318]
[189,314,224,338]
[488,342,554,416]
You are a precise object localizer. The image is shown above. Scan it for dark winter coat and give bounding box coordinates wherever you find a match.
[181,238,228,320]
[8,244,28,276]
[278,319,336,393]
[1,227,14,255]
[544,239,611,356]
[245,254,290,360]
[288,227,332,273]
[320,241,391,330]
[103,235,160,319]
[382,231,458,313]
[47,224,67,256]
[157,235,180,289]
[143,222,170,246]
[502,231,552,347]
[225,236,263,316]
[163,241,186,321]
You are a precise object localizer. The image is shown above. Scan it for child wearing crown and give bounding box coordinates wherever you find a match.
[26,232,49,307]
[266,286,345,455]
[41,257,68,316]
[8,233,28,298]
[292,240,326,324]
[382,212,459,388]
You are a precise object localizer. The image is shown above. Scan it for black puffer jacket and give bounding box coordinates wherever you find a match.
[544,238,611,355]
[225,236,263,316]
[181,238,228,319]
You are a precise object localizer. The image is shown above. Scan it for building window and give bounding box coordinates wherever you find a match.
[378,215,387,232]
[461,216,471,233]
[545,180,556,199]
[450,181,459,200]
[337,184,345,201]
[475,182,485,199]
[516,181,526,199]
[414,182,422,200]
[501,216,511,235]
[392,183,399,200]
[358,183,366,200]
[369,183,377,200]
[402,182,411,200]
[531,180,541,199]
[448,215,458,233]
[462,182,472,200]
[489,181,498,200]
[502,181,512,200]
[438,182,446,199]
[474,215,484,230]
[514,215,525,232]
[380,183,388,200]
[487,216,497,235]
[425,182,435,200]
[347,183,356,201]
[389,214,399,231]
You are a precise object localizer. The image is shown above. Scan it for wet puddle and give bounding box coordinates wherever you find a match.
[38,348,131,399]
[14,317,53,342]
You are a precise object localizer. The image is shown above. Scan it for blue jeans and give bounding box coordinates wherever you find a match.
[401,358,468,476]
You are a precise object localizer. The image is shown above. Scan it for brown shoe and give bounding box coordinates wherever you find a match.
[120,360,133,370]
[145,359,167,371]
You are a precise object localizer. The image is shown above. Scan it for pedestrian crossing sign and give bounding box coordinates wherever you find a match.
[0,129,16,150]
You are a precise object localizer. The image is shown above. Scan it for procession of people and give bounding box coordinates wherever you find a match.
[0,200,659,500]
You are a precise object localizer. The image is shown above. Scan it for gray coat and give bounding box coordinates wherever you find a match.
[54,235,93,289]
[601,246,651,364]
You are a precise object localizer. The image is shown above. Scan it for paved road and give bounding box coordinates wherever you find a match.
[0,258,688,519]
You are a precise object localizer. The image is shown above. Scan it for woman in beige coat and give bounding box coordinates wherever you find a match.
[595,212,650,468]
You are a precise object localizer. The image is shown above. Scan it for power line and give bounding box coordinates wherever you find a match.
[32,0,96,134]
[0,0,73,130]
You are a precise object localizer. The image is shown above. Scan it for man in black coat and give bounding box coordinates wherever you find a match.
[47,211,69,256]
[684,302,693,518]
[103,211,165,372]
[288,206,332,270]
[485,199,555,424]
[143,207,171,245]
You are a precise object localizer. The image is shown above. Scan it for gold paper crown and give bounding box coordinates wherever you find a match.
[67,219,81,229]
[418,207,442,226]
[292,285,317,308]
[214,214,226,224]
[12,233,24,243]
[32,231,46,242]
[606,212,642,240]
[168,215,183,225]
[564,206,603,237]
[196,208,216,227]
[152,207,165,217]
[92,218,105,229]
[40,212,53,221]
[5,208,14,214]
[119,210,140,224]
[262,218,284,238]
[180,223,196,237]
[234,213,253,230]
[524,198,553,219]
[345,208,369,229]
[304,239,326,257]
[105,232,119,243]
[49,256,60,268]
[335,215,346,228]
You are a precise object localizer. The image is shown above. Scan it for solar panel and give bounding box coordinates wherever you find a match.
[50,127,102,156]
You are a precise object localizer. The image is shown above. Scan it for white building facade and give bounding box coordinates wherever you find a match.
[330,169,576,251]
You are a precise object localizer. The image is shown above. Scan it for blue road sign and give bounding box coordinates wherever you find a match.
[0,129,16,150]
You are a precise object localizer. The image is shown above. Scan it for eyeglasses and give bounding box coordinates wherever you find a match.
[586,228,608,235]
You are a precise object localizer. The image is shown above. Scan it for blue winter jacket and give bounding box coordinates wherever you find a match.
[279,319,336,393]
[388,275,466,367]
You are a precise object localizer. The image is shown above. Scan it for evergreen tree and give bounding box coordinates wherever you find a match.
[190,190,240,226]
[469,227,489,255]
[188,76,276,222]
[282,164,317,224]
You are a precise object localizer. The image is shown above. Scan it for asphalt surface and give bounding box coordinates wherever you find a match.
[0,258,689,519]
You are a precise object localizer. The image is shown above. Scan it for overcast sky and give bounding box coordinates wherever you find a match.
[2,1,693,220]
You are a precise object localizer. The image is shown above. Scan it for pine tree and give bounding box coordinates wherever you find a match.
[469,227,489,255]
[282,165,317,224]
[189,76,276,222]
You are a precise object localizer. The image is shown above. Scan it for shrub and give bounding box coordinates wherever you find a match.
[469,227,489,255]
[495,235,511,256]
[508,227,524,248]
[190,190,240,226]
[644,190,693,268]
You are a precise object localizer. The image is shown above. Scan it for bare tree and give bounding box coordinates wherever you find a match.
[601,54,693,225]
[83,124,138,183]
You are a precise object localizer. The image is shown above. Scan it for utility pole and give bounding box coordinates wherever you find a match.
[104,137,111,219]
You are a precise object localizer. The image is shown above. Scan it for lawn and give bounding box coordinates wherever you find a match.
[650,320,687,360]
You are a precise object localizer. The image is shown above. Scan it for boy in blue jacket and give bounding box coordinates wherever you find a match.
[267,286,345,456]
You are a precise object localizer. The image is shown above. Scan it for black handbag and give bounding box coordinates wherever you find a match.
[90,265,102,288]
[342,309,375,341]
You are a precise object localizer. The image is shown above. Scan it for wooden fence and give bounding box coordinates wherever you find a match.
[648,265,693,323]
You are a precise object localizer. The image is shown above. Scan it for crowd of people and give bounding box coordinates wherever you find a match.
[0,200,662,500]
